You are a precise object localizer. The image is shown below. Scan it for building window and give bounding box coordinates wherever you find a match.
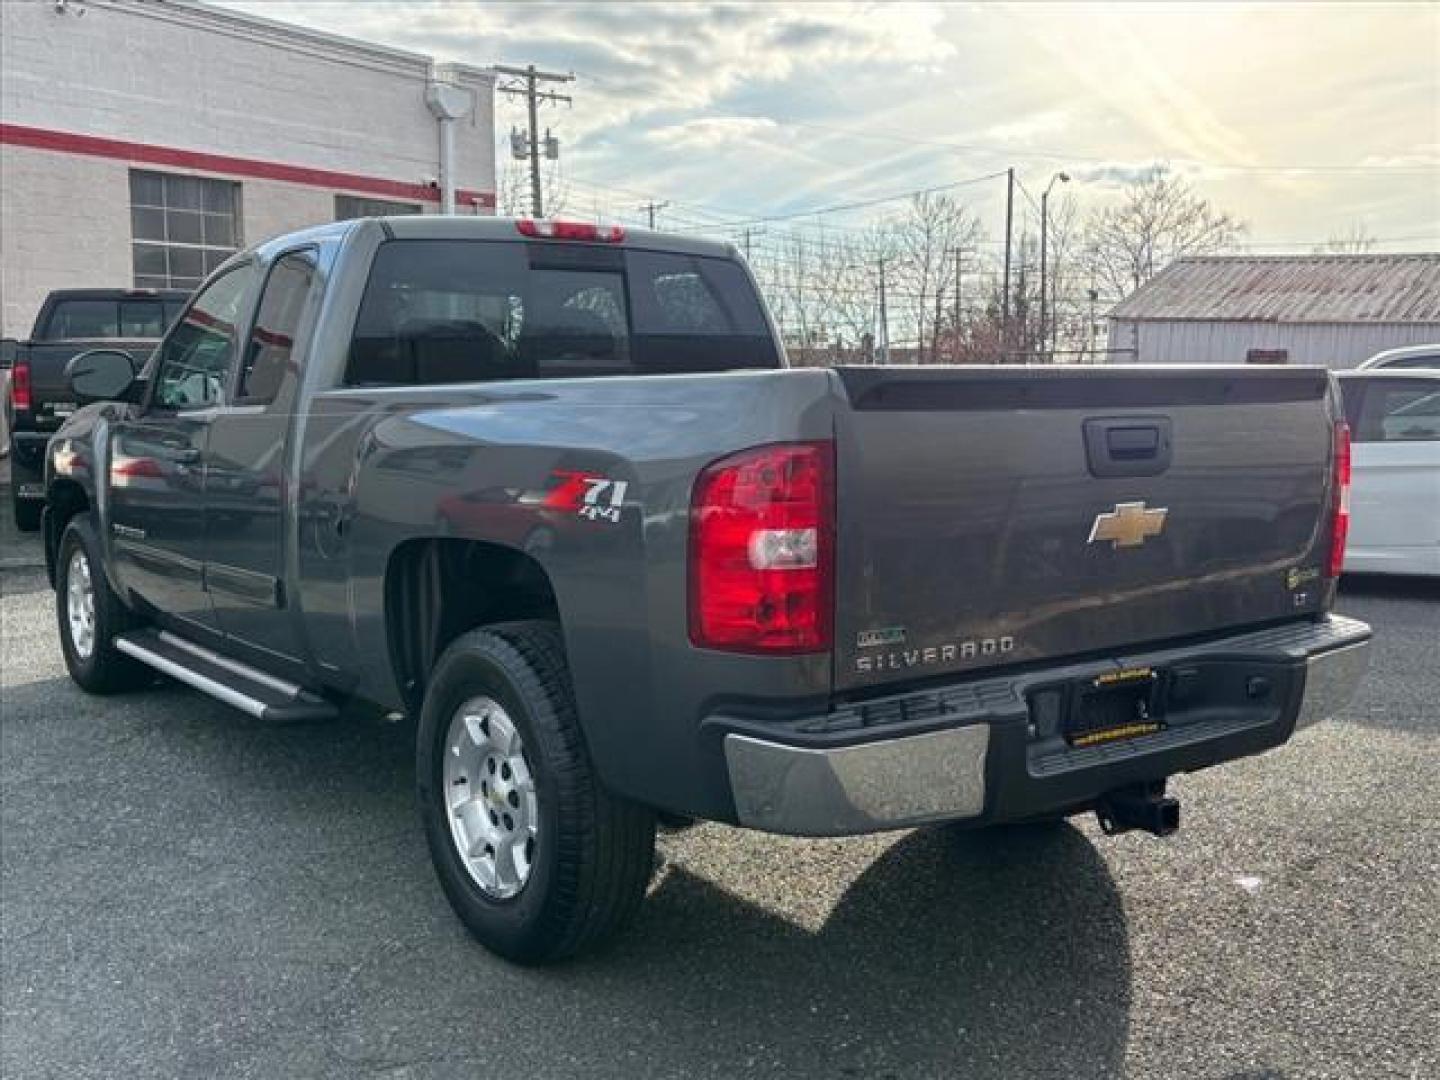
[335,195,423,221]
[130,170,242,291]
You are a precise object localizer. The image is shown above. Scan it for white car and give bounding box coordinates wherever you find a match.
[1356,343,1440,371]
[1336,370,1440,577]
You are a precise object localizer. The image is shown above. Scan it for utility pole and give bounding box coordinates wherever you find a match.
[1051,262,1061,358]
[495,64,574,217]
[1087,285,1099,364]
[1038,192,1048,362]
[1039,171,1070,363]
[1002,167,1014,356]
[951,246,963,363]
[876,257,889,365]
[638,200,669,229]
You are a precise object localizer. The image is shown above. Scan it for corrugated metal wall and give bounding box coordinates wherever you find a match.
[1107,320,1440,368]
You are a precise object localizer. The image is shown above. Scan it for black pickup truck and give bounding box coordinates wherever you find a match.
[3,288,188,529]
[40,217,1370,963]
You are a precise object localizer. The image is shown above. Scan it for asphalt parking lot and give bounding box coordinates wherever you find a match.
[2,501,1437,1080]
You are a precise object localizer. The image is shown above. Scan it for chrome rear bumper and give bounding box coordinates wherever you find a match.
[724,615,1371,836]
[1293,638,1370,730]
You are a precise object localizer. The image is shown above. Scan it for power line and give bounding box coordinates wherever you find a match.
[666,169,1009,229]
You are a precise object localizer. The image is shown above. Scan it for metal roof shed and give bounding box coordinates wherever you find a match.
[1107,254,1440,368]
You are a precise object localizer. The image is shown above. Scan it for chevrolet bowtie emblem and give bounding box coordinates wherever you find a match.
[1088,501,1168,548]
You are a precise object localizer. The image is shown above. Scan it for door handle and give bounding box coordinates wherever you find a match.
[173,448,202,465]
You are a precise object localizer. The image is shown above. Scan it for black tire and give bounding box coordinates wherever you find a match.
[12,479,41,532]
[416,621,656,964]
[55,514,151,693]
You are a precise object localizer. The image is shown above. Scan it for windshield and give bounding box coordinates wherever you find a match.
[347,239,779,386]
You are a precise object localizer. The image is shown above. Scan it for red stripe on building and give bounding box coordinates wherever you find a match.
[0,122,496,209]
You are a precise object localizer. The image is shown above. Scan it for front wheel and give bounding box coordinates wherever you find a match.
[55,514,151,693]
[416,622,656,964]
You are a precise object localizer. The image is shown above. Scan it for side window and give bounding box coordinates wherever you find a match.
[152,264,257,410]
[238,250,318,405]
[1353,380,1440,443]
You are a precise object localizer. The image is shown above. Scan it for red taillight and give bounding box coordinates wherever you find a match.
[1327,420,1351,578]
[516,219,625,243]
[10,361,31,412]
[689,441,833,654]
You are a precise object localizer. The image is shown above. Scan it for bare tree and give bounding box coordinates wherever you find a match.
[497,156,569,217]
[1314,222,1378,254]
[892,192,983,362]
[1082,166,1244,299]
[1042,191,1080,357]
[810,226,896,361]
[752,223,900,363]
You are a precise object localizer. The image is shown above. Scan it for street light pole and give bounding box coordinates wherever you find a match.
[1038,171,1069,363]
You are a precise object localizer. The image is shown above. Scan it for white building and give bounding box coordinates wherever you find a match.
[1,0,496,336]
[1107,254,1440,368]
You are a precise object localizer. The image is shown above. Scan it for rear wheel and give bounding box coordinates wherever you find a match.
[55,514,151,693]
[417,622,656,964]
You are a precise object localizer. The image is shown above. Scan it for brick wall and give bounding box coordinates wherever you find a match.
[0,0,496,335]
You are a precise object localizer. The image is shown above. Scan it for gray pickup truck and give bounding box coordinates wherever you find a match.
[41,217,1370,963]
[4,288,189,530]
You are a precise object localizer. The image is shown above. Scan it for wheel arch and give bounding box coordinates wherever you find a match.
[43,479,91,586]
[383,536,562,716]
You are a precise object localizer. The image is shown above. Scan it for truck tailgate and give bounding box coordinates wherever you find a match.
[832,366,1336,692]
[21,339,156,431]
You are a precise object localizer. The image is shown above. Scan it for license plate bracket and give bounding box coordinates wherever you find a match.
[1065,667,1163,747]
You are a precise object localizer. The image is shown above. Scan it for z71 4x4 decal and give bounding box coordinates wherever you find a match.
[543,470,629,525]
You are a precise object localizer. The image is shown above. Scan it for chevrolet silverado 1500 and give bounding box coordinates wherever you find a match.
[42,217,1370,962]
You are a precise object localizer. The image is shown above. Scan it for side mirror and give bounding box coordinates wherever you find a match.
[66,348,138,402]
[0,338,18,369]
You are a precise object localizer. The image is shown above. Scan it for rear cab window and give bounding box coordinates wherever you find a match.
[346,240,778,386]
[38,297,182,340]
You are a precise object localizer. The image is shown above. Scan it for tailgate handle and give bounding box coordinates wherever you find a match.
[1084,416,1172,477]
[1107,425,1159,459]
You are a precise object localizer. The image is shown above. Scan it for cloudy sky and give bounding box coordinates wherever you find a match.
[225,2,1437,254]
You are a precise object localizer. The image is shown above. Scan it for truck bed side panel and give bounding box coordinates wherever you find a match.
[296,368,839,816]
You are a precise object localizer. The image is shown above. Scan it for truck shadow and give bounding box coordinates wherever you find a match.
[1,677,1131,1079]
[576,823,1131,1078]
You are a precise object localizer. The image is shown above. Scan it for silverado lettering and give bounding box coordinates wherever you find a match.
[856,636,1016,672]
